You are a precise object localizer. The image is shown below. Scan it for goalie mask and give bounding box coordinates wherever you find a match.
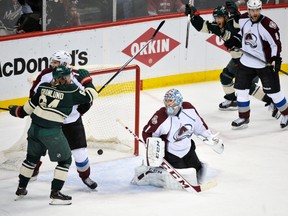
[163,89,183,116]
[50,50,72,67]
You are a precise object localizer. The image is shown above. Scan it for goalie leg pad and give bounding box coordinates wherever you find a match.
[146,137,165,167]
[131,165,198,190]
[176,168,198,186]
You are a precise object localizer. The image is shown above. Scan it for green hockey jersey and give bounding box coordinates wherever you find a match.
[23,82,97,127]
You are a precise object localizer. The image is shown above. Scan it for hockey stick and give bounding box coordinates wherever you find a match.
[239,48,288,76]
[97,20,165,93]
[116,119,217,193]
[185,0,193,60]
[0,107,9,111]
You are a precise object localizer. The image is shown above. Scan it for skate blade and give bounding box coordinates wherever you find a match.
[49,199,72,205]
[219,107,238,111]
[14,195,26,201]
[232,124,248,130]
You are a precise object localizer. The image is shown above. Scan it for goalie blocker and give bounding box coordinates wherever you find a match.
[146,137,165,167]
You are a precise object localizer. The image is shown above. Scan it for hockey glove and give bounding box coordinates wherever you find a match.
[197,130,224,154]
[184,4,197,18]
[9,105,27,118]
[77,102,92,115]
[225,0,239,14]
[269,56,282,73]
[224,34,242,50]
[75,69,92,86]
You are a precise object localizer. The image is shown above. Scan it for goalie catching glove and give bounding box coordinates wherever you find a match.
[197,130,224,154]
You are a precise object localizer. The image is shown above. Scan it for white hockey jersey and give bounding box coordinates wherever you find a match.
[142,102,209,158]
[239,12,281,68]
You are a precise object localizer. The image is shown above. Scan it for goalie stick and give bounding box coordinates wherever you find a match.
[116,119,217,193]
[97,20,165,93]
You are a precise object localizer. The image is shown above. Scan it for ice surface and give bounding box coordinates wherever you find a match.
[1,75,288,216]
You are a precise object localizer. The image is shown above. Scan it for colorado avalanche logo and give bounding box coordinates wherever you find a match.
[151,115,158,125]
[269,21,277,29]
[173,124,193,141]
[244,32,257,48]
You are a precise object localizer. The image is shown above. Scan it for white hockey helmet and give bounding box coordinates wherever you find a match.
[163,88,183,116]
[247,0,262,10]
[50,50,72,67]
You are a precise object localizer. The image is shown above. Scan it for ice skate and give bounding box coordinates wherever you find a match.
[50,190,72,205]
[15,187,27,201]
[219,99,237,111]
[82,177,97,189]
[231,118,249,129]
[280,115,288,129]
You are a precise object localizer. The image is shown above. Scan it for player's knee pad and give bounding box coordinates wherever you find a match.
[20,159,37,178]
[72,147,88,163]
[146,137,165,167]
[220,68,234,85]
[235,89,250,102]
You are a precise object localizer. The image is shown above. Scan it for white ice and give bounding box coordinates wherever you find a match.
[1,75,288,216]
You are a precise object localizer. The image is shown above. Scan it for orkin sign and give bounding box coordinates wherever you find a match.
[122,28,180,67]
[206,35,229,53]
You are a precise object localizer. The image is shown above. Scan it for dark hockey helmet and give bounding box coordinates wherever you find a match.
[52,65,71,80]
[213,6,228,18]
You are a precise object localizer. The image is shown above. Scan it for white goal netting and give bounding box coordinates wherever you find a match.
[0,64,140,170]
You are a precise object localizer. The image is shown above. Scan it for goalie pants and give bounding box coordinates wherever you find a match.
[164,140,202,172]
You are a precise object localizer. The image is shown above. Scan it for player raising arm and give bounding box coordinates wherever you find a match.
[184,1,278,118]
[232,0,288,129]
[9,66,98,204]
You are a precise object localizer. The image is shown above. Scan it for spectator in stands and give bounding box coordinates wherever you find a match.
[0,0,22,35]
[148,0,185,15]
[47,0,81,29]
[16,0,42,33]
[117,0,148,20]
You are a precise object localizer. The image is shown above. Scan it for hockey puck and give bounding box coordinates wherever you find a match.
[97,149,103,155]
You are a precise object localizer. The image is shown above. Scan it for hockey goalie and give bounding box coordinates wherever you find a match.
[131,88,224,191]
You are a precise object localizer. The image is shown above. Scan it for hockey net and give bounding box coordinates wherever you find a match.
[0,64,140,170]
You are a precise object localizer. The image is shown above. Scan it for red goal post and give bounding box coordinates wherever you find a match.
[82,64,141,156]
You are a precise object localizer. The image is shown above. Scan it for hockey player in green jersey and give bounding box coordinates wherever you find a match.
[9,65,98,205]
